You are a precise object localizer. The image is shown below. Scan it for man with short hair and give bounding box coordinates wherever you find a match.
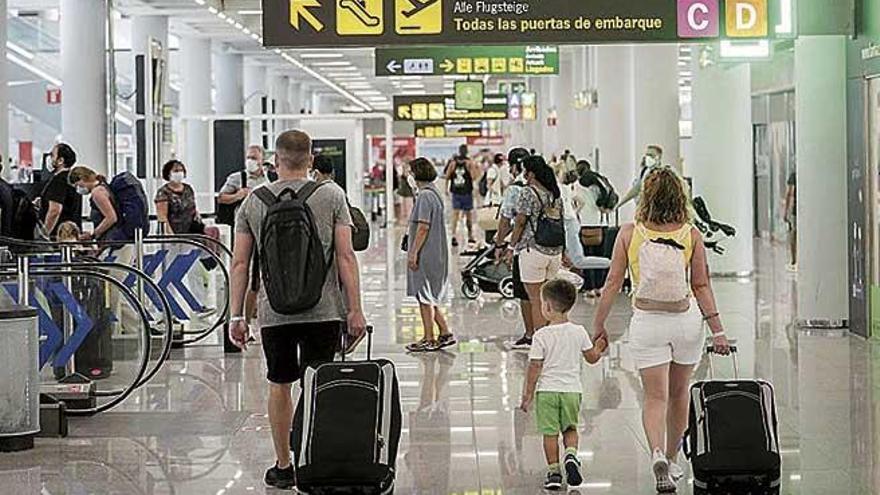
[38,142,82,237]
[617,144,663,208]
[445,144,482,247]
[218,145,272,324]
[229,130,367,490]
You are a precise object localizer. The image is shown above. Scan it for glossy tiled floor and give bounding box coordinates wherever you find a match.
[1,230,878,495]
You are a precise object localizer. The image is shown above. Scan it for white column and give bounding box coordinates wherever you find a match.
[270,74,289,140]
[570,45,593,161]
[179,37,212,206]
[795,36,848,326]
[632,44,681,170]
[0,0,8,163]
[131,15,169,82]
[214,48,243,114]
[596,46,636,218]
[302,89,314,113]
[288,81,303,114]
[243,63,266,147]
[61,0,108,174]
[312,92,323,115]
[690,60,754,275]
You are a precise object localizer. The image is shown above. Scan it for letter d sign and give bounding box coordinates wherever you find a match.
[726,0,768,37]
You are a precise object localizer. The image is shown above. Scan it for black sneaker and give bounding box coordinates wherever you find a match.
[564,453,583,487]
[544,471,563,491]
[511,335,532,350]
[264,464,295,490]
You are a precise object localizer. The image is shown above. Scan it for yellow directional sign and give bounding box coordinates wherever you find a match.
[491,58,507,73]
[456,58,472,74]
[290,0,325,31]
[337,0,383,35]
[473,57,490,74]
[395,0,442,35]
[397,104,411,119]
[509,57,524,73]
[440,59,455,73]
[428,102,445,120]
[411,103,428,121]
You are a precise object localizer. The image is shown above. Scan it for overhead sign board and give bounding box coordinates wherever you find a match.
[394,94,508,122]
[414,121,501,138]
[263,0,776,48]
[376,45,559,77]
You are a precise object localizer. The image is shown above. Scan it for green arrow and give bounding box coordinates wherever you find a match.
[440,59,454,73]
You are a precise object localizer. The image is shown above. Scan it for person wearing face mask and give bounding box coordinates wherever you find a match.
[617,144,664,209]
[155,160,200,235]
[67,166,120,242]
[37,142,83,238]
[217,145,271,226]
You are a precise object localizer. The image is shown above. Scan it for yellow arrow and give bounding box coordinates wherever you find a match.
[440,59,454,73]
[290,0,324,32]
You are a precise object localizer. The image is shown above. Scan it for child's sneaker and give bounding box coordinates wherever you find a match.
[543,471,563,491]
[668,459,684,481]
[652,449,676,493]
[564,453,583,487]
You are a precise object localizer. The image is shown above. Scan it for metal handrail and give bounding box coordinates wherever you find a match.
[0,234,231,346]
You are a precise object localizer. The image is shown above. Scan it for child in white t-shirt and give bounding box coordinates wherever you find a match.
[520,278,608,491]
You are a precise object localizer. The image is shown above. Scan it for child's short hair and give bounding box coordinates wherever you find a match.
[57,221,80,242]
[541,278,577,313]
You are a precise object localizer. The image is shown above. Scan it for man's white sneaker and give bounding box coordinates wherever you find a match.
[652,449,676,493]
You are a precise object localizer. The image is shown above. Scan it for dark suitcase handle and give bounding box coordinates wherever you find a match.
[706,344,739,379]
[341,325,374,362]
[706,345,738,354]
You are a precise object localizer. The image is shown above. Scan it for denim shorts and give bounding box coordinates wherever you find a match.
[451,193,474,211]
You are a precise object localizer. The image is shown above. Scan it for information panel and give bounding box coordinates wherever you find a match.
[263,0,774,48]
[394,94,508,122]
[376,45,558,76]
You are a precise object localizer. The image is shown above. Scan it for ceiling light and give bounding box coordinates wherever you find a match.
[225,17,235,25]
[341,83,373,88]
[299,53,345,59]
[401,84,424,89]
[312,61,353,67]
[194,0,205,4]
[325,72,363,78]
[334,77,368,82]
[234,22,243,29]
[208,6,218,14]
[7,42,34,60]
[320,66,360,72]
[217,12,227,20]
[354,90,382,96]
[365,96,389,101]
[242,27,251,34]
[238,9,262,15]
[250,33,260,41]
[401,90,427,95]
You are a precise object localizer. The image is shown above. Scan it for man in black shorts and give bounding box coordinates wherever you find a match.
[228,130,367,490]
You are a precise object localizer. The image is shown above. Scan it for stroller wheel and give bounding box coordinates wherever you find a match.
[499,277,515,299]
[461,278,481,300]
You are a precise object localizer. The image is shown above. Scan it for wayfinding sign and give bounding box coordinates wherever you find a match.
[263,0,774,48]
[394,94,508,122]
[376,45,558,77]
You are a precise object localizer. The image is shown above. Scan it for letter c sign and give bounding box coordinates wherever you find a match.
[677,0,719,38]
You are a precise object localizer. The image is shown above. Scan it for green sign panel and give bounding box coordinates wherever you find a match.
[375,45,558,77]
[262,0,777,48]
[394,94,508,122]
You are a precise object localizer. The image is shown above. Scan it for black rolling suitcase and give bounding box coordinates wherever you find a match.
[684,346,781,495]
[291,326,402,494]
[73,276,113,379]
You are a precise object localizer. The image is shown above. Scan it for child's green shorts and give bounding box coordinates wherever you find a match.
[535,391,582,436]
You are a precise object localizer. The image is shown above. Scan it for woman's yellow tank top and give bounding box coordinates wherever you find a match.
[627,223,695,287]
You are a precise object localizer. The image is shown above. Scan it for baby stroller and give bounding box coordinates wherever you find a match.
[460,244,515,300]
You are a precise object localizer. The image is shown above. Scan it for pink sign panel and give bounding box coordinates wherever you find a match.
[677,0,720,38]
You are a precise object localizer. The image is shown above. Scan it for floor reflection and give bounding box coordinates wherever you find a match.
[0,236,877,495]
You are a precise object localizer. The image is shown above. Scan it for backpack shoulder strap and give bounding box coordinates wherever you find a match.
[241,170,247,189]
[254,186,278,207]
[298,181,327,203]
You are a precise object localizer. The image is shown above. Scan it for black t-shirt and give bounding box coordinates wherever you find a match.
[40,169,83,233]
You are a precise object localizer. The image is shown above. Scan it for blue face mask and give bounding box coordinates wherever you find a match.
[75,185,89,196]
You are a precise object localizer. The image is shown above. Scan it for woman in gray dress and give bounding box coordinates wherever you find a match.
[405,158,456,353]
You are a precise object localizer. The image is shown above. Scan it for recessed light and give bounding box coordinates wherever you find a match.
[217,12,227,19]
[299,53,345,59]
[354,90,382,96]
[312,61,354,67]
[208,6,218,14]
[238,9,262,15]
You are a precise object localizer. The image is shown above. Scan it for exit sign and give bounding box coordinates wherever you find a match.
[46,87,62,105]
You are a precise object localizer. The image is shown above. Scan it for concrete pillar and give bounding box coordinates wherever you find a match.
[288,81,302,114]
[61,0,108,174]
[214,48,243,114]
[243,63,266,147]
[632,44,681,170]
[179,37,212,205]
[0,0,8,164]
[596,46,636,218]
[794,36,848,326]
[690,60,754,275]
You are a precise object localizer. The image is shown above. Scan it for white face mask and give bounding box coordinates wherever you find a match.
[644,155,658,168]
[75,185,89,196]
[170,171,185,184]
[245,159,261,174]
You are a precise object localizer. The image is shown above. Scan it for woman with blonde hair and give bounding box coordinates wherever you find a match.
[592,167,730,493]
[68,166,121,241]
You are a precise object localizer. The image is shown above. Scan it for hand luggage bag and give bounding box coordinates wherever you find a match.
[291,326,402,494]
[684,346,781,495]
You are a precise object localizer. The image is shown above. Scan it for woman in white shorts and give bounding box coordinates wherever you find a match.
[591,167,730,493]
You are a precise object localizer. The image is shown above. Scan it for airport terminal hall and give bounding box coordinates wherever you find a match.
[2,0,880,494]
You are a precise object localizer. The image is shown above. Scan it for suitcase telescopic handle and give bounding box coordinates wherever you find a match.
[706,345,739,379]
[340,325,374,362]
